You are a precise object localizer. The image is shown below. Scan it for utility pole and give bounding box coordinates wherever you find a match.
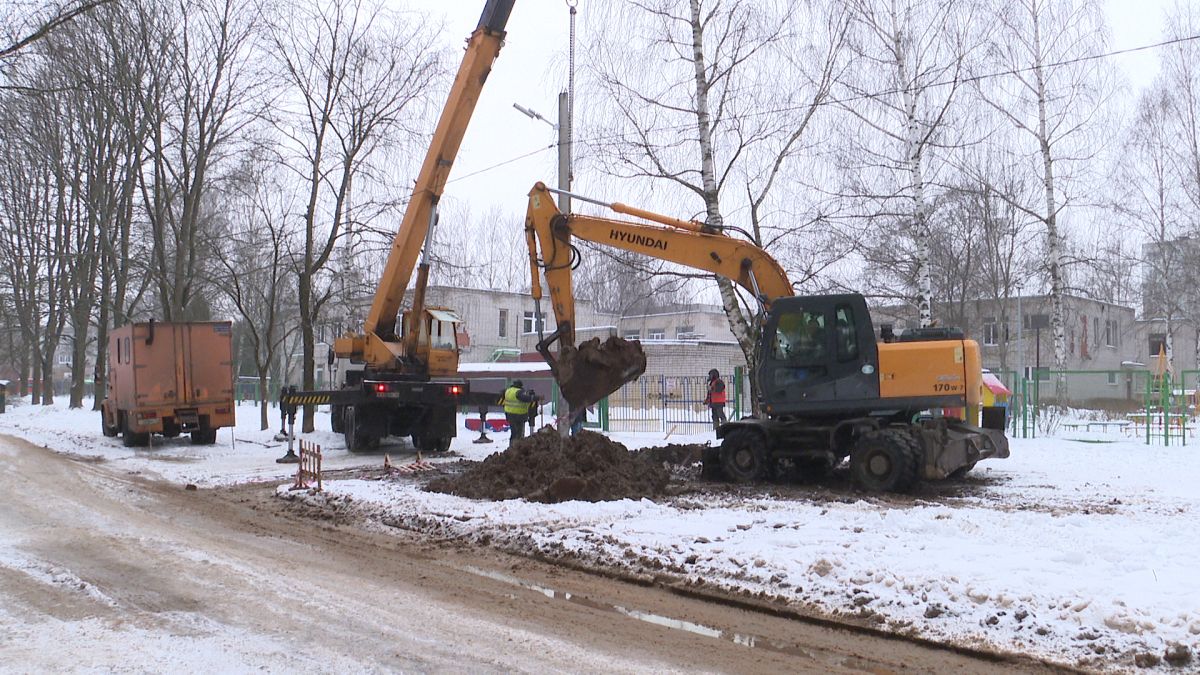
[556,91,572,213]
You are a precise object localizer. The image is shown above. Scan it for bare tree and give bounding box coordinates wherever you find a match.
[977,0,1115,378]
[0,0,116,66]
[582,0,847,407]
[212,156,299,430]
[269,0,446,432]
[837,0,981,327]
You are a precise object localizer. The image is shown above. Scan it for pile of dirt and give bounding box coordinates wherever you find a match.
[633,442,707,467]
[427,428,669,503]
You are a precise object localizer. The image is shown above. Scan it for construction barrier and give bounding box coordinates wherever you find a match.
[291,440,323,491]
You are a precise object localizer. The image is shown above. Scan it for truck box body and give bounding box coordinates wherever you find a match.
[102,321,235,441]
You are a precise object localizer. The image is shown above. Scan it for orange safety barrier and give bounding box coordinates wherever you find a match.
[292,440,323,492]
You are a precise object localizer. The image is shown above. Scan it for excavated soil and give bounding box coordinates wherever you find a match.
[556,336,647,408]
[427,429,672,503]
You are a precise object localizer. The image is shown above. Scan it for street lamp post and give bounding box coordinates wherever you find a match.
[513,91,572,213]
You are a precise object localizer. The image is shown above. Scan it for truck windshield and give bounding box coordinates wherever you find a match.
[429,319,457,351]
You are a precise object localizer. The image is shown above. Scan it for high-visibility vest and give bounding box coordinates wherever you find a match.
[708,379,727,405]
[502,386,531,415]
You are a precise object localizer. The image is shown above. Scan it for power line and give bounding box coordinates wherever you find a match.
[450,33,1200,182]
[446,143,555,185]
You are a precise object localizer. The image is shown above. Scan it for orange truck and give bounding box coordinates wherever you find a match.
[100,321,235,446]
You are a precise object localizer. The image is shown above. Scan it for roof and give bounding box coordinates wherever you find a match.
[982,372,1011,396]
[459,362,552,374]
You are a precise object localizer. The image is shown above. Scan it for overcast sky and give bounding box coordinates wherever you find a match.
[400,0,1179,218]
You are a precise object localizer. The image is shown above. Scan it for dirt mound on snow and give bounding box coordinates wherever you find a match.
[427,428,671,503]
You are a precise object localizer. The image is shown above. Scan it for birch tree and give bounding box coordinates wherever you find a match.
[837,0,981,327]
[582,0,848,407]
[977,0,1114,377]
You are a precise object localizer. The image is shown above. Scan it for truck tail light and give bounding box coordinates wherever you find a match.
[375,383,388,393]
[449,385,462,396]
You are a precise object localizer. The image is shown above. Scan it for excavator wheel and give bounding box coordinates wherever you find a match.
[850,428,922,492]
[719,429,770,483]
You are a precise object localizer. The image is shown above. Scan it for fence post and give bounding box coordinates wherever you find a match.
[733,366,743,421]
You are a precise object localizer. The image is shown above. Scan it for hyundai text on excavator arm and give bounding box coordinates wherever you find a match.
[284,1,515,453]
[524,181,1009,491]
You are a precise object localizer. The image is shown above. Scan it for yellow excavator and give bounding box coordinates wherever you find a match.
[524,182,1009,491]
[286,1,516,452]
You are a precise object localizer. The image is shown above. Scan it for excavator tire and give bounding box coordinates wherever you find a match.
[556,336,647,409]
[850,428,922,492]
[719,428,770,483]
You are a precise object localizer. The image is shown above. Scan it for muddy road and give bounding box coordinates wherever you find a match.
[0,434,1065,673]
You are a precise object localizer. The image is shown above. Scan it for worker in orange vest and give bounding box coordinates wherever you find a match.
[704,369,727,432]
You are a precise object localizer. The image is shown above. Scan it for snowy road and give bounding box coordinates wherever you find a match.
[0,433,1057,674]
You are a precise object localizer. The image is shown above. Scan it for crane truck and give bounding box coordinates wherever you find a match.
[283,0,516,453]
[523,182,1009,492]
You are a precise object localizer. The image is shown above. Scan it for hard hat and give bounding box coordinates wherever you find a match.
[512,379,524,388]
[708,369,719,379]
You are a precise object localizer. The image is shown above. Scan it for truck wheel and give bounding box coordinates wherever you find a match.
[851,428,922,492]
[330,405,345,434]
[190,428,217,445]
[344,407,378,453]
[416,435,451,453]
[101,412,118,438]
[121,414,149,448]
[719,429,769,482]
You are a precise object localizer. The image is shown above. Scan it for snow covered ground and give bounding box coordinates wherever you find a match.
[2,396,1197,671]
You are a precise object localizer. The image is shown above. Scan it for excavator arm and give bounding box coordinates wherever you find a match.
[524,181,793,407]
[345,1,515,371]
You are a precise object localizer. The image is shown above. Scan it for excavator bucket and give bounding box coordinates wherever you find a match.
[554,336,647,409]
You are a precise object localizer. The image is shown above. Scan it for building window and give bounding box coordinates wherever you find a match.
[623,330,640,340]
[1093,318,1099,349]
[1024,314,1050,330]
[522,311,545,334]
[1105,319,1118,347]
[646,328,666,340]
[1149,333,1167,356]
[1107,371,1118,386]
[58,351,71,366]
[982,318,998,346]
[498,309,508,338]
[675,325,695,338]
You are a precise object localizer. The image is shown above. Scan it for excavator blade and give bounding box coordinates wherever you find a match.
[554,336,647,409]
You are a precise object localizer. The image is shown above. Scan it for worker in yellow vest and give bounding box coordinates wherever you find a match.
[500,380,536,440]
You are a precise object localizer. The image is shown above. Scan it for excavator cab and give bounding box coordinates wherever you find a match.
[758,294,881,416]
